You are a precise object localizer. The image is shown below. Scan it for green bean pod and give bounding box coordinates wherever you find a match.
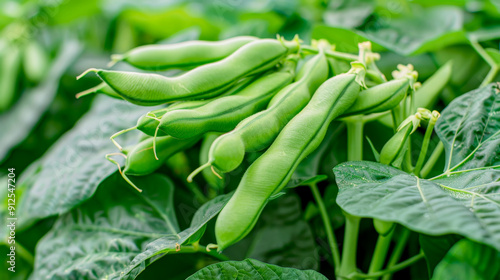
[156,58,297,139]
[136,75,260,137]
[81,38,300,106]
[188,52,329,180]
[215,64,365,250]
[379,113,422,166]
[340,77,410,117]
[108,135,200,191]
[199,133,225,192]
[111,36,257,70]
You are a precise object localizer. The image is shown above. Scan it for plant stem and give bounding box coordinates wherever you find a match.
[368,230,394,279]
[414,118,437,177]
[381,228,410,280]
[470,40,499,87]
[339,118,364,278]
[178,244,229,261]
[346,118,364,161]
[300,45,359,61]
[339,213,361,278]
[350,252,424,279]
[420,141,444,178]
[309,182,341,270]
[186,181,209,204]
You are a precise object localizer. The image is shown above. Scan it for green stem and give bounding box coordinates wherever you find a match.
[339,118,364,278]
[178,244,229,261]
[368,231,394,279]
[350,252,424,279]
[309,182,341,270]
[414,118,437,177]
[381,228,410,280]
[346,118,364,161]
[420,141,444,178]
[15,241,34,266]
[300,45,359,61]
[470,40,499,87]
[339,213,361,278]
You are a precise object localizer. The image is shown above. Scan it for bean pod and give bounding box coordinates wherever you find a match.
[188,51,329,181]
[156,57,297,139]
[215,63,365,250]
[80,38,300,106]
[111,36,257,70]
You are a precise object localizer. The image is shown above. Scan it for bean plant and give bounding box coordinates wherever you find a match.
[2,1,500,280]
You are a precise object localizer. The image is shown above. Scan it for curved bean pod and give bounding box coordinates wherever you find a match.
[340,78,410,117]
[215,64,365,250]
[157,58,297,139]
[107,135,200,192]
[188,52,329,180]
[80,38,300,106]
[136,75,259,136]
[111,36,257,70]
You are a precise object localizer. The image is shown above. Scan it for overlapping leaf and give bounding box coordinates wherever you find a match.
[435,83,500,172]
[15,95,157,229]
[432,239,500,280]
[334,161,500,250]
[30,174,230,280]
[186,259,328,280]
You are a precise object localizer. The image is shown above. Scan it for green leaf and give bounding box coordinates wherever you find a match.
[334,161,500,251]
[419,234,462,276]
[14,95,158,229]
[31,174,230,280]
[246,194,319,270]
[323,0,375,29]
[0,40,82,162]
[313,6,467,55]
[435,83,500,172]
[186,259,328,280]
[432,239,500,280]
[30,174,179,280]
[119,192,232,279]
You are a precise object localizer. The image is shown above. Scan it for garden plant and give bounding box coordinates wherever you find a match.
[1,1,500,279]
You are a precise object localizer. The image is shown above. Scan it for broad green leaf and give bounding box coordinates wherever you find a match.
[313,6,467,55]
[334,161,500,251]
[15,95,156,229]
[31,174,229,280]
[435,83,500,172]
[186,258,328,280]
[30,174,179,280]
[432,239,500,280]
[119,192,231,279]
[419,234,462,276]
[0,40,81,162]
[323,0,375,29]
[246,194,319,270]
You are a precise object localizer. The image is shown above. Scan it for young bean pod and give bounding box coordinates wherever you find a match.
[156,57,297,139]
[215,63,365,250]
[79,38,300,106]
[111,36,257,70]
[107,135,200,191]
[188,51,329,181]
[340,77,411,118]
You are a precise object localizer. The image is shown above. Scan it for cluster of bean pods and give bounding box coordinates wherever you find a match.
[78,35,419,251]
